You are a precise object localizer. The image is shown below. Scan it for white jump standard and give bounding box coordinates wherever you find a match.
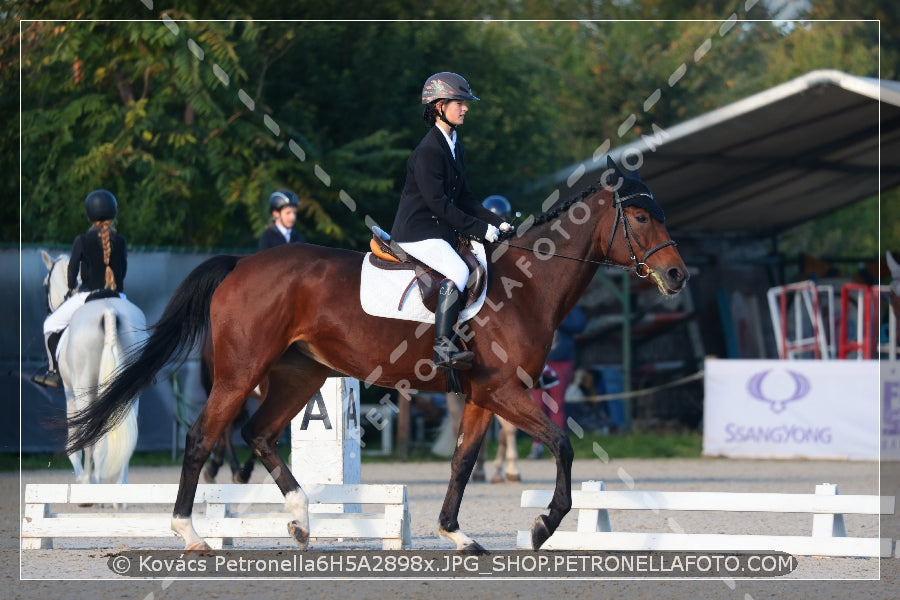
[518,480,895,558]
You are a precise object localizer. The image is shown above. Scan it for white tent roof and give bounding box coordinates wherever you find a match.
[550,69,899,235]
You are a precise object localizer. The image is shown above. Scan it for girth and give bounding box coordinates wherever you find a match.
[368,228,486,313]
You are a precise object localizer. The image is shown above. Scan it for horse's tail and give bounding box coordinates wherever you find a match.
[93,307,138,481]
[65,255,241,454]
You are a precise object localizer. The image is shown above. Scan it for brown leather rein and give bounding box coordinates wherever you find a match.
[497,193,676,279]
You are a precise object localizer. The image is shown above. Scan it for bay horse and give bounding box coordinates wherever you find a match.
[65,157,687,553]
[41,250,146,489]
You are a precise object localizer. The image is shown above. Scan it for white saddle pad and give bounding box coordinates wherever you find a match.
[359,241,488,324]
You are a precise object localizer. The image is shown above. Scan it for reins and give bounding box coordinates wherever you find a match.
[498,193,676,278]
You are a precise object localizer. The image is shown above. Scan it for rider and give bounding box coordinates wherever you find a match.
[259,189,306,250]
[33,190,128,388]
[390,72,513,371]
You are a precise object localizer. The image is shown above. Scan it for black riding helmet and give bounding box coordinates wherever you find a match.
[482,195,511,220]
[269,190,300,212]
[85,189,118,222]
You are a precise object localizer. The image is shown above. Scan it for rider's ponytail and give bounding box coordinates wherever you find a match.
[94,219,117,290]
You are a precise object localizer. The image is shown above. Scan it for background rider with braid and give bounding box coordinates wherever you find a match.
[33,190,128,388]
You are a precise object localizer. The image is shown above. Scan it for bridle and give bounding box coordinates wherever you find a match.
[44,256,65,313]
[607,191,677,278]
[500,191,677,278]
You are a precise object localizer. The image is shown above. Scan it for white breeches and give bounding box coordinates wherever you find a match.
[397,239,469,292]
[44,291,126,334]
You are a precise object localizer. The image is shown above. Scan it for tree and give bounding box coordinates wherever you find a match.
[6,1,889,253]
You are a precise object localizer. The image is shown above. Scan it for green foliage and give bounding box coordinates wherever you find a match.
[4,2,887,251]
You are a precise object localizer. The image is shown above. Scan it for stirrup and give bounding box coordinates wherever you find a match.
[434,339,474,371]
[434,351,474,372]
[32,370,61,388]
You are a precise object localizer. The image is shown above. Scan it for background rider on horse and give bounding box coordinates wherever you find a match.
[33,190,128,388]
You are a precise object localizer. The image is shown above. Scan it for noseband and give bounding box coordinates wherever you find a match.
[502,191,677,276]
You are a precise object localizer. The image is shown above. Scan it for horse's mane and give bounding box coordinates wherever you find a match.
[498,180,604,242]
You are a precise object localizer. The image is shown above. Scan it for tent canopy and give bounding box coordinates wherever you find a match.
[549,70,899,235]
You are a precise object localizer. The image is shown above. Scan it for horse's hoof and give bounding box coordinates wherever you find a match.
[459,541,490,556]
[185,541,211,552]
[288,520,309,550]
[531,514,552,550]
[505,473,521,482]
[471,470,486,482]
[233,472,250,484]
[490,472,504,484]
[202,469,215,483]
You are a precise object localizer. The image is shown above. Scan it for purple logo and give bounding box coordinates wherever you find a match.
[746,369,810,414]
[884,379,900,436]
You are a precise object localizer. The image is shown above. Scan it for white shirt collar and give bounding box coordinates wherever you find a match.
[275,222,292,243]
[436,125,457,159]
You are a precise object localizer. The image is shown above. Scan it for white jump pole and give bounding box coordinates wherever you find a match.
[290,377,361,512]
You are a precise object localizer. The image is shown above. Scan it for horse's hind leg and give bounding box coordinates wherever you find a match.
[171,390,251,551]
[438,400,494,554]
[222,423,246,483]
[202,435,226,483]
[241,355,331,549]
[236,454,256,484]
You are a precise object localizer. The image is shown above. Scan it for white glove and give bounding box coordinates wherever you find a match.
[484,224,500,243]
[499,222,514,233]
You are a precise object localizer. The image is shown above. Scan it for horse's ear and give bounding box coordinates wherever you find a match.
[607,155,643,181]
[888,251,900,279]
[40,250,52,270]
[607,155,630,180]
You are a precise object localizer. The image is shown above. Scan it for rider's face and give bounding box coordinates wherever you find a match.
[439,99,468,127]
[274,206,297,229]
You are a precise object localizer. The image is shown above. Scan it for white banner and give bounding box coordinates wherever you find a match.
[703,359,879,460]
[882,361,900,460]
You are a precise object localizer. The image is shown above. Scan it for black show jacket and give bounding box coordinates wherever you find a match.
[390,126,502,245]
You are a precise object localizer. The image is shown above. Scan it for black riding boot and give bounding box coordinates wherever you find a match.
[32,331,62,388]
[433,279,474,371]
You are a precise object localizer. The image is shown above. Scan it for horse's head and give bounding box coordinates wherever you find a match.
[40,249,69,312]
[594,156,688,295]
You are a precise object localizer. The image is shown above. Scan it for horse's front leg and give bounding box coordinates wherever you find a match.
[438,399,493,555]
[490,388,574,550]
[526,418,573,550]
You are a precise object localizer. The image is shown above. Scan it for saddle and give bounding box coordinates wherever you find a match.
[84,289,120,303]
[368,227,486,313]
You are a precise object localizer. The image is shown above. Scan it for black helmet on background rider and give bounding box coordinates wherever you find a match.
[84,189,118,222]
[269,190,300,213]
[482,195,511,220]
